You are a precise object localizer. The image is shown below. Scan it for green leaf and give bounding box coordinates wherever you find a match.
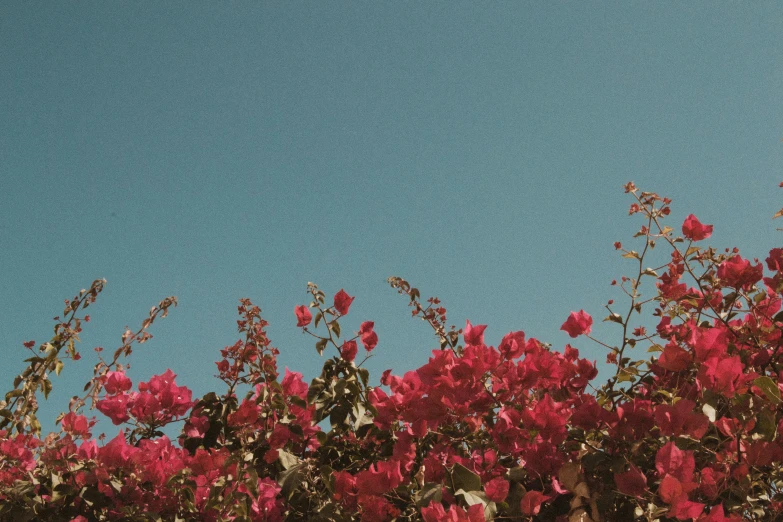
[506,466,525,483]
[353,404,374,430]
[603,313,623,325]
[455,489,497,519]
[450,463,481,493]
[320,465,335,493]
[356,367,369,387]
[330,321,341,338]
[754,376,782,404]
[278,464,304,499]
[455,489,486,506]
[54,360,64,376]
[278,450,301,470]
[315,339,328,356]
[755,408,777,441]
[5,389,23,400]
[29,415,41,434]
[415,482,443,507]
[329,404,350,429]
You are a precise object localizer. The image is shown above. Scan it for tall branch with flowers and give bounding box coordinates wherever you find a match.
[2,183,783,521]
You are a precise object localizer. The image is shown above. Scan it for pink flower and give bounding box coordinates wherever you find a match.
[61,412,90,437]
[104,371,132,395]
[341,340,358,362]
[682,214,713,241]
[560,310,593,338]
[614,464,647,497]
[484,477,509,502]
[294,305,312,327]
[359,321,374,335]
[77,439,97,460]
[422,503,484,522]
[281,368,309,398]
[184,415,210,438]
[334,289,355,315]
[356,460,404,496]
[228,399,260,427]
[766,248,783,272]
[96,393,133,425]
[520,490,547,515]
[361,331,378,352]
[464,320,488,346]
[717,255,763,289]
[97,431,139,468]
[360,322,378,352]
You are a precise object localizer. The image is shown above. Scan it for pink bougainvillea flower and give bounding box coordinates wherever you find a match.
[294,305,312,327]
[656,441,695,483]
[227,399,260,427]
[361,331,378,352]
[96,393,133,425]
[520,490,548,515]
[697,355,745,398]
[332,471,358,509]
[359,321,374,335]
[334,289,355,315]
[103,371,132,395]
[341,340,358,362]
[717,255,763,289]
[659,474,684,504]
[484,477,509,502]
[184,415,210,438]
[61,412,91,438]
[498,330,525,359]
[655,399,709,439]
[657,341,691,372]
[355,460,403,496]
[357,495,399,522]
[97,431,139,468]
[281,368,308,398]
[560,310,593,338]
[682,214,713,241]
[463,319,488,346]
[360,321,378,351]
[614,464,647,497]
[421,503,484,522]
[696,505,741,522]
[766,247,783,272]
[669,498,705,520]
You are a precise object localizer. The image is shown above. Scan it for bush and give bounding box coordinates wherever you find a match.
[2,183,783,521]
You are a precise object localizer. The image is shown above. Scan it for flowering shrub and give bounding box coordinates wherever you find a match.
[3,183,783,521]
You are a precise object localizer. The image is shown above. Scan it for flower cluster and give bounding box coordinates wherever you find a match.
[4,185,783,521]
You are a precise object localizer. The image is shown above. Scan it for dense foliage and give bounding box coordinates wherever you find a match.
[3,184,783,521]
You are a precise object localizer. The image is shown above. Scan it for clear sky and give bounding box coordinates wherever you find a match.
[2,3,782,436]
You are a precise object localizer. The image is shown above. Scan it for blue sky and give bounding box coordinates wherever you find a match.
[2,2,782,436]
